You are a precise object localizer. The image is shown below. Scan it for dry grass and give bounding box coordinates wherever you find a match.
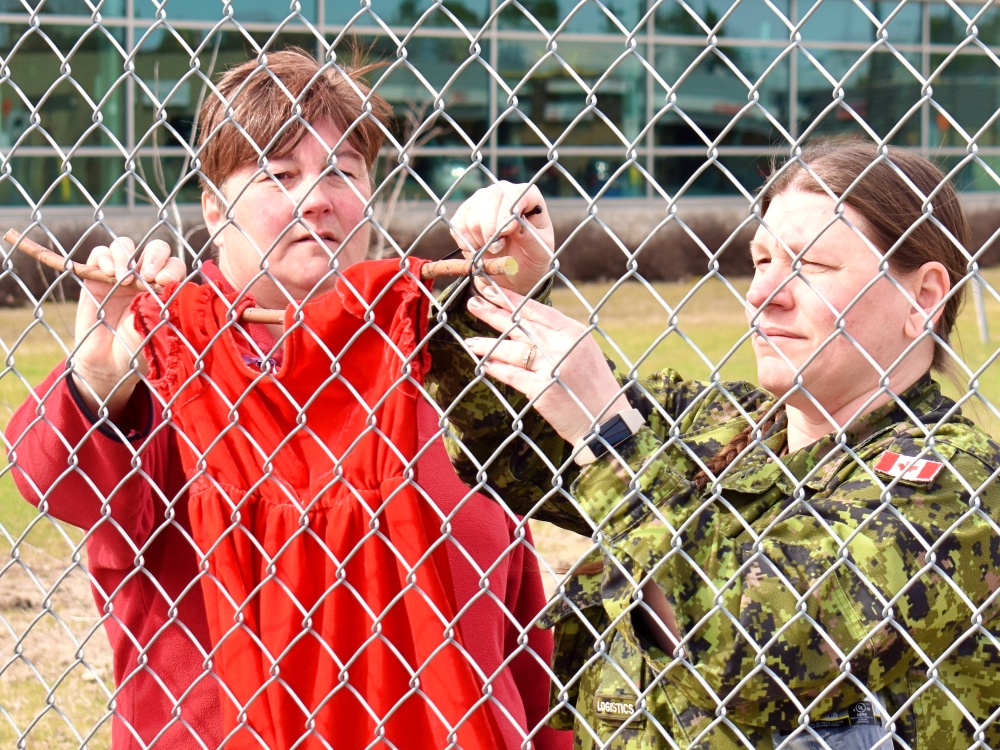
[0,303,114,748]
[0,546,114,749]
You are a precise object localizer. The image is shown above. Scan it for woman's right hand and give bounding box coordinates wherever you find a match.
[462,285,631,447]
[72,237,185,418]
[449,181,554,296]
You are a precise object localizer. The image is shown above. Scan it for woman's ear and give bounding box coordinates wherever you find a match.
[201,190,226,251]
[903,261,951,340]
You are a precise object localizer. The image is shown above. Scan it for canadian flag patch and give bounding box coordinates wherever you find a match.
[873,451,943,483]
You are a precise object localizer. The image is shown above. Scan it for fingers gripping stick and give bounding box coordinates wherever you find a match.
[492,204,543,251]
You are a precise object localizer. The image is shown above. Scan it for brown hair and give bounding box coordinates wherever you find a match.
[758,139,970,371]
[692,415,776,493]
[197,47,391,195]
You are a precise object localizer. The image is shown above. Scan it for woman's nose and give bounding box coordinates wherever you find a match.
[294,176,335,216]
[746,264,793,312]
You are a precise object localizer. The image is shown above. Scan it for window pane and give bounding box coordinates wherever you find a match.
[389,0,484,28]
[377,151,649,201]
[494,39,648,148]
[327,0,485,29]
[653,44,788,148]
[652,0,792,40]
[0,24,127,149]
[365,37,494,148]
[930,50,1000,147]
[379,154,491,201]
[134,0,317,22]
[653,153,769,197]
[797,47,922,143]
[0,155,126,206]
[0,0,124,15]
[929,1,1000,46]
[496,0,646,33]
[940,154,1000,192]
[798,0,922,45]
[494,154,644,199]
[133,154,201,206]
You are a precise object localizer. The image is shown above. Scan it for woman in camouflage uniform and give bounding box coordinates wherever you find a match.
[437,142,1000,748]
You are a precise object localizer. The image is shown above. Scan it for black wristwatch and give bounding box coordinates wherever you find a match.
[573,408,645,466]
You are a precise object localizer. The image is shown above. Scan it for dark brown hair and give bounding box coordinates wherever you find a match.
[197,47,391,195]
[759,139,970,371]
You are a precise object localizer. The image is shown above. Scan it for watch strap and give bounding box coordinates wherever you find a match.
[573,408,645,466]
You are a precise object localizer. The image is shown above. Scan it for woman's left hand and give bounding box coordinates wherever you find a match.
[464,285,630,446]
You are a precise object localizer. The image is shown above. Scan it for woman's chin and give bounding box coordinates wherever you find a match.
[755,361,794,398]
[283,275,340,302]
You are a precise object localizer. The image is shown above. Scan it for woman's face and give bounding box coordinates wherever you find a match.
[202,117,372,310]
[747,189,927,416]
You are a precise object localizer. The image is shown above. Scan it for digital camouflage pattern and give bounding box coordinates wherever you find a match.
[428,286,1000,749]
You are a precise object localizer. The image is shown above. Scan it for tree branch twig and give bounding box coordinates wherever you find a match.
[4,229,517,325]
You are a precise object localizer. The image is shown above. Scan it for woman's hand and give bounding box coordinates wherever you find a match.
[463,285,630,446]
[72,237,185,419]
[450,181,554,296]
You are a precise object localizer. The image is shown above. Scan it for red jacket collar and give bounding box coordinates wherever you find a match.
[199,260,282,365]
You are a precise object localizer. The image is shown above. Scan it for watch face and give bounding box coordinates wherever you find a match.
[575,410,645,466]
[600,414,632,446]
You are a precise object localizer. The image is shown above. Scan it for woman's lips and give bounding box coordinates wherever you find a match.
[753,328,804,351]
[756,327,801,339]
[290,235,338,249]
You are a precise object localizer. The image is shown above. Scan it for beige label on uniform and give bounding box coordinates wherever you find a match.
[594,693,643,725]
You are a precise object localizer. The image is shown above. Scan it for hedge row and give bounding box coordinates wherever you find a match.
[2,199,997,305]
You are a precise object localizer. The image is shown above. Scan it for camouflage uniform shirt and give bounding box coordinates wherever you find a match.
[429,298,1000,749]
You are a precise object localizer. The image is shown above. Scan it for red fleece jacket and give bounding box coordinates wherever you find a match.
[5,262,569,750]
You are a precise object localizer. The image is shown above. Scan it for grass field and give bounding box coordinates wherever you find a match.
[3,272,1000,748]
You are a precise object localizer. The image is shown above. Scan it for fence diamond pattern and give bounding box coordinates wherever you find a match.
[1,1,999,749]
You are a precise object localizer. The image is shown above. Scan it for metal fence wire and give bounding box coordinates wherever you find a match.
[2,1,1000,749]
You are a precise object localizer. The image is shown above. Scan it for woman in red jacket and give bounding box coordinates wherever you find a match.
[5,47,566,750]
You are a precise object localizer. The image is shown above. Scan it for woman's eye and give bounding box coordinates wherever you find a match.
[259,171,292,184]
[798,259,828,270]
[333,158,365,180]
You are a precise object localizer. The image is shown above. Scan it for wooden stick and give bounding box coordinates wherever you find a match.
[4,228,160,289]
[4,229,519,325]
[421,255,518,280]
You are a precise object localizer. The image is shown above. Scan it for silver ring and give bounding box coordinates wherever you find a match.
[521,344,538,371]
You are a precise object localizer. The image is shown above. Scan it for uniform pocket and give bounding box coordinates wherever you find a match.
[539,565,607,731]
[592,633,647,732]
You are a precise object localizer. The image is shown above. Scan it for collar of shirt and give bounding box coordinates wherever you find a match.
[719,374,955,495]
[199,260,283,369]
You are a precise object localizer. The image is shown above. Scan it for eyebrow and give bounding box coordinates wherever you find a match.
[749,238,770,255]
[333,150,364,162]
[331,148,366,166]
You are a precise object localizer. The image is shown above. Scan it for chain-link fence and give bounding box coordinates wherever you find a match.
[2,1,1000,749]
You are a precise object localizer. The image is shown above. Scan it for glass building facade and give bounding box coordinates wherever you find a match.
[0,0,998,209]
